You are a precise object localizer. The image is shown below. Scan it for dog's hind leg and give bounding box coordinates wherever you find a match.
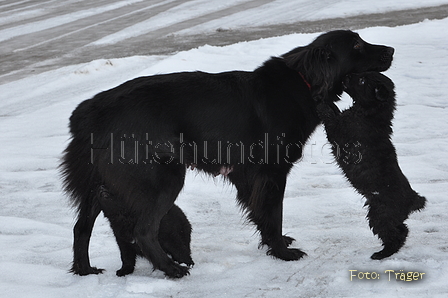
[115,238,138,276]
[367,201,409,260]
[130,164,190,278]
[96,185,139,276]
[231,168,306,261]
[71,196,103,275]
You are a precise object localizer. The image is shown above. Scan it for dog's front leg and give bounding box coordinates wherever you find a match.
[316,102,338,122]
[249,170,307,261]
[316,102,341,137]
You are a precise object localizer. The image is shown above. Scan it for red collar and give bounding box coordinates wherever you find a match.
[298,72,311,91]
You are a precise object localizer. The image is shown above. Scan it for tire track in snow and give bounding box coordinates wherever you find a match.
[0,1,447,84]
[0,0,149,42]
[0,0,109,29]
[0,0,181,81]
[0,0,273,83]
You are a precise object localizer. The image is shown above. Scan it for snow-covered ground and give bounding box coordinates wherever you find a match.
[2,0,447,43]
[1,2,448,298]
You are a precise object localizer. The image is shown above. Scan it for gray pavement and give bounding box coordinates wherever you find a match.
[1,1,447,84]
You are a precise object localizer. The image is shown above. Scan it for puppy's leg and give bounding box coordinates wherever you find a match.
[131,164,190,278]
[158,206,193,266]
[369,191,426,259]
[409,193,426,213]
[367,201,409,260]
[316,102,340,129]
[71,197,103,275]
[231,169,306,261]
[159,232,194,267]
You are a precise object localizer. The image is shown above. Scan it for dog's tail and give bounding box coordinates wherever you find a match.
[60,100,101,217]
[409,192,426,213]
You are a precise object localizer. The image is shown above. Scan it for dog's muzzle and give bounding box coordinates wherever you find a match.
[381,47,395,63]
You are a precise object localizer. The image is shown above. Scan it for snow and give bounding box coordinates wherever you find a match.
[91,0,250,45]
[0,0,149,42]
[1,2,448,298]
[171,0,448,35]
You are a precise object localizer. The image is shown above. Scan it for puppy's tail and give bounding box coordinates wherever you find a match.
[409,193,426,213]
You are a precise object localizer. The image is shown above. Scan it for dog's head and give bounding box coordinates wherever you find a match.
[343,72,396,111]
[283,30,394,97]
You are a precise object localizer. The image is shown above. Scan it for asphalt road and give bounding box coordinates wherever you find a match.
[1,1,447,84]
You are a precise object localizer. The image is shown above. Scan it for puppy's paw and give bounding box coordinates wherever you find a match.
[371,250,393,260]
[163,263,190,279]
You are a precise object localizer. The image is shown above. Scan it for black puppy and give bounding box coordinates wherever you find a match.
[317,72,426,259]
[95,186,193,276]
[61,30,395,278]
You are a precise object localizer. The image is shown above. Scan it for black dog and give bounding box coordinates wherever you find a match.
[61,30,394,278]
[317,72,426,259]
[96,186,193,276]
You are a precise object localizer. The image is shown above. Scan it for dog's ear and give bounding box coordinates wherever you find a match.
[283,47,336,97]
[374,85,389,101]
[283,47,332,73]
[283,48,306,70]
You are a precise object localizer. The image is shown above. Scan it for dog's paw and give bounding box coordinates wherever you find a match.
[163,263,190,279]
[267,247,307,261]
[370,246,401,260]
[173,256,194,268]
[283,235,295,247]
[371,251,390,260]
[71,265,104,276]
[184,258,195,268]
[116,265,135,277]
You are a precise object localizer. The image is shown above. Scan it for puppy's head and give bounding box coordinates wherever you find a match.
[343,72,395,110]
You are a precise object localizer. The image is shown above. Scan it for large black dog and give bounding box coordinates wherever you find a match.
[61,30,394,278]
[317,72,426,259]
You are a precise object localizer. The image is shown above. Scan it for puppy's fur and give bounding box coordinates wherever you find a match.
[61,30,395,278]
[97,186,193,276]
[317,72,426,259]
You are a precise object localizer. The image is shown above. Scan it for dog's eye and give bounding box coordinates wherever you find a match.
[353,42,362,50]
[359,78,365,85]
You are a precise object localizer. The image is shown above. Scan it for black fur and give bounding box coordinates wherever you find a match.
[316,72,426,259]
[61,30,394,278]
[97,186,193,276]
